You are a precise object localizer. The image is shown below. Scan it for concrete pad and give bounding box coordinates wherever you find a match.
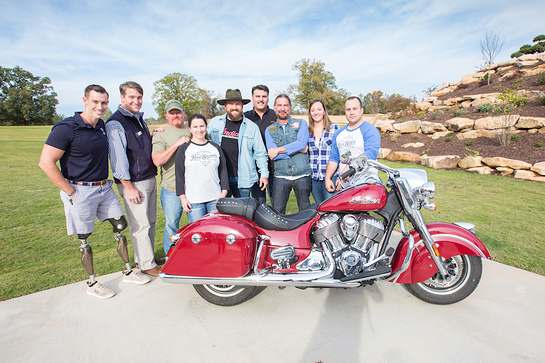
[1,259,544,362]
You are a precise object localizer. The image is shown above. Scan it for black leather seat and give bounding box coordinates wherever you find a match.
[253,204,318,231]
[216,197,258,220]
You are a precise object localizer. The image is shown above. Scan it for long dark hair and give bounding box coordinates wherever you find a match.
[307,99,332,136]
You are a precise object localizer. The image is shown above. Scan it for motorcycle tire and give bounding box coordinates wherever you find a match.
[403,254,482,305]
[193,285,267,306]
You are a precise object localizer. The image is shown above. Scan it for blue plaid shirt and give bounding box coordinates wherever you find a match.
[308,124,339,181]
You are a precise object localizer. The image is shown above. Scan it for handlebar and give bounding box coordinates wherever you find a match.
[340,167,356,180]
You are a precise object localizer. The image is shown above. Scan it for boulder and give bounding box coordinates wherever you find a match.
[513,170,539,180]
[515,117,545,129]
[430,131,450,140]
[401,142,425,148]
[474,115,520,130]
[445,117,474,132]
[420,121,447,134]
[377,148,391,159]
[456,130,501,139]
[420,155,461,169]
[496,167,514,175]
[458,156,483,169]
[467,166,495,175]
[386,151,421,162]
[373,114,389,122]
[522,90,545,103]
[393,120,420,134]
[531,162,545,176]
[415,101,432,111]
[482,157,532,170]
[375,120,395,132]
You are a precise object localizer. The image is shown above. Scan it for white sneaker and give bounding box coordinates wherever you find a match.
[87,281,115,299]
[122,270,150,285]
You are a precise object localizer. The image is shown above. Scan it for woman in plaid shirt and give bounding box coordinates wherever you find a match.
[307,99,339,204]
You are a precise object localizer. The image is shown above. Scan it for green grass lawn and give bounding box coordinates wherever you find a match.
[0,126,543,301]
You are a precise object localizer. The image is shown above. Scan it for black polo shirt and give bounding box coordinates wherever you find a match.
[45,112,109,182]
[244,107,277,144]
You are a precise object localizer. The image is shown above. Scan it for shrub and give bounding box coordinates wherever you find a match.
[447,131,454,137]
[536,141,543,148]
[453,109,468,117]
[476,103,493,113]
[541,96,545,106]
[445,137,452,142]
[538,72,545,86]
[511,134,520,142]
[466,139,474,146]
[428,110,444,120]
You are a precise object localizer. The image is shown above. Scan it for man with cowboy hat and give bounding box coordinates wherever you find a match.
[208,89,268,198]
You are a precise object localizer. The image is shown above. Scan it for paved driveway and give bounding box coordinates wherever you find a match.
[1,259,544,362]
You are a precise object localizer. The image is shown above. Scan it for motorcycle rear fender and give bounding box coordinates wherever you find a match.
[162,213,260,278]
[389,222,491,283]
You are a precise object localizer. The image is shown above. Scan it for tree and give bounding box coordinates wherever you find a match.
[479,31,505,86]
[360,90,386,114]
[200,90,223,119]
[0,66,58,125]
[152,73,206,121]
[511,34,545,58]
[286,58,348,114]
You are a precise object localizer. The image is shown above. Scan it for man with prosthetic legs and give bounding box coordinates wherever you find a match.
[39,84,150,299]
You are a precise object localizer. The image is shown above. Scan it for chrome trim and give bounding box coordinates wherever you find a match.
[225,234,236,245]
[160,243,359,287]
[253,235,268,275]
[191,233,202,244]
[388,233,416,283]
[432,233,488,259]
[453,222,476,235]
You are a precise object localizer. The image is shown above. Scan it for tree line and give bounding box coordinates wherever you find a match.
[3,34,543,126]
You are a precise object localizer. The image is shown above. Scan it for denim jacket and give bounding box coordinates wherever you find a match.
[265,117,311,177]
[208,114,269,188]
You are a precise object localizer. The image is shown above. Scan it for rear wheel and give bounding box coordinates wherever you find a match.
[403,255,482,305]
[193,285,266,306]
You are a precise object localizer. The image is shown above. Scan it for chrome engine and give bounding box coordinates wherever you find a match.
[312,213,385,278]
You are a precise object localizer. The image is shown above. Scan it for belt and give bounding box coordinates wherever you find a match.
[68,179,108,186]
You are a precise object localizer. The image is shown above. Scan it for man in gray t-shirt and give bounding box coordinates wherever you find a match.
[152,100,190,255]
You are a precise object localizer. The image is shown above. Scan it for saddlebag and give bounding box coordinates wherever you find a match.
[161,214,260,278]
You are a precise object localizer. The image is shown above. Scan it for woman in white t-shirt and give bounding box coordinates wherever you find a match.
[175,114,228,223]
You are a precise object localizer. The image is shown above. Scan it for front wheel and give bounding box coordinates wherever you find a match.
[193,285,267,306]
[403,255,482,305]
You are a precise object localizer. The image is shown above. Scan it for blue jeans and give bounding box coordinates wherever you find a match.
[272,175,311,214]
[311,179,336,205]
[160,187,183,255]
[187,200,217,223]
[251,182,267,205]
[227,177,251,198]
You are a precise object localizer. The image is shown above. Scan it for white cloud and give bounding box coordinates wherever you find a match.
[2,0,544,116]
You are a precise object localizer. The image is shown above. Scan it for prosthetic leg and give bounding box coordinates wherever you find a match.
[78,233,96,284]
[108,216,132,273]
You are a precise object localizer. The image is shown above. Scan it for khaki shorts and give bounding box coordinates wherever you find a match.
[61,180,124,235]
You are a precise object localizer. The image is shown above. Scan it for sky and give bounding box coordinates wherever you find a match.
[2,0,544,118]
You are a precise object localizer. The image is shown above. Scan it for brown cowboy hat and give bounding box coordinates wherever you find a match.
[217,89,251,105]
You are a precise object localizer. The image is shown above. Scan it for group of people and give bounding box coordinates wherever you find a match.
[39,81,381,299]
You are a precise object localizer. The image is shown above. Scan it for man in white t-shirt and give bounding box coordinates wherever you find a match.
[325,96,381,192]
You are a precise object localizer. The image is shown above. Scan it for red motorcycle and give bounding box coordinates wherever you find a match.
[160,155,490,306]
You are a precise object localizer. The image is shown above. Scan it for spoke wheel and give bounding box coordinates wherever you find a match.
[193,284,266,306]
[403,255,482,305]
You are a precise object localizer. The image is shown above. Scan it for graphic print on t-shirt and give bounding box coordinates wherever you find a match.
[189,150,218,167]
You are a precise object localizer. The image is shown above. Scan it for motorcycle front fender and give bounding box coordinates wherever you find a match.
[162,213,260,278]
[389,222,491,283]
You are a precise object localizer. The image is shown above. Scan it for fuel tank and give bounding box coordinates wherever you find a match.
[161,213,259,278]
[318,183,388,213]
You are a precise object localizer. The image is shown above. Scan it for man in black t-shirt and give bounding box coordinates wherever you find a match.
[39,84,150,299]
[244,84,277,203]
[208,89,269,198]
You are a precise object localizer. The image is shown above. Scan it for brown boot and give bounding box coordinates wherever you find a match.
[141,266,161,277]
